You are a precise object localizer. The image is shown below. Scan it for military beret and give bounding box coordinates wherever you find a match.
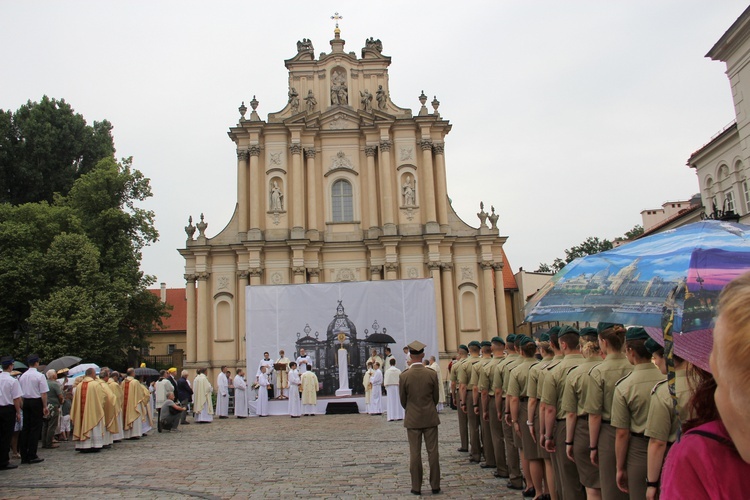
[480,340,492,348]
[558,325,580,336]
[626,327,649,341]
[0,355,13,367]
[506,334,517,343]
[458,344,468,352]
[547,326,561,336]
[579,327,598,338]
[468,340,481,349]
[538,332,550,342]
[644,338,663,354]
[518,335,535,346]
[491,336,506,345]
[597,322,623,334]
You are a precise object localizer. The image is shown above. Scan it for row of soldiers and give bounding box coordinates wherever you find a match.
[450,324,690,500]
[70,367,154,451]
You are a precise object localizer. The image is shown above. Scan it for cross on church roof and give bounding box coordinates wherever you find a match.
[331,11,343,35]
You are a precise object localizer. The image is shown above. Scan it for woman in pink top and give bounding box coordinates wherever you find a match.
[660,272,750,499]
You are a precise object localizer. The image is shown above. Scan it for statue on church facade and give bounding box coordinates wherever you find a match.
[489,205,499,230]
[402,176,416,207]
[305,90,317,113]
[270,181,284,211]
[288,87,300,113]
[365,37,383,53]
[360,89,373,113]
[296,38,314,53]
[477,202,488,227]
[376,85,388,110]
[330,69,348,105]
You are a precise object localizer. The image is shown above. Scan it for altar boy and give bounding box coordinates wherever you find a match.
[385,359,404,421]
[257,366,270,417]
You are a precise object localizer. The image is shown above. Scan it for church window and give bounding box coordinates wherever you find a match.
[725,190,735,212]
[331,179,353,222]
[167,344,175,355]
[743,180,750,214]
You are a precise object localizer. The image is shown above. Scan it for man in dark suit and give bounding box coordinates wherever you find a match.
[176,370,193,424]
[400,340,441,495]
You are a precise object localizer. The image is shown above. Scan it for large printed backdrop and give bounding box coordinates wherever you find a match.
[246,279,438,396]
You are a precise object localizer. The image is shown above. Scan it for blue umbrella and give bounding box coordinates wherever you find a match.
[524,220,750,370]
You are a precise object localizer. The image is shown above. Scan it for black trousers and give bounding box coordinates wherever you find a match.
[19,398,43,461]
[0,405,16,468]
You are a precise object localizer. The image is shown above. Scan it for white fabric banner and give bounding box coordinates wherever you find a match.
[245,279,438,396]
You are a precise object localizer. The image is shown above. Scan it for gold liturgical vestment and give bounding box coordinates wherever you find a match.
[71,376,106,441]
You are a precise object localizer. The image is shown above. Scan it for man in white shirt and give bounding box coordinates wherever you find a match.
[296,349,312,374]
[369,362,384,415]
[384,358,404,421]
[0,356,23,470]
[18,353,49,464]
[216,366,229,418]
[233,369,248,418]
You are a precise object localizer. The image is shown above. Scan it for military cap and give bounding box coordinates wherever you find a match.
[644,338,663,354]
[626,327,649,341]
[579,327,598,338]
[506,334,517,343]
[458,344,468,352]
[468,340,482,349]
[480,340,492,348]
[0,355,13,367]
[597,322,623,333]
[517,335,535,346]
[27,353,40,364]
[491,336,506,345]
[558,325,580,336]
[407,340,426,354]
[538,332,550,342]
[547,326,561,336]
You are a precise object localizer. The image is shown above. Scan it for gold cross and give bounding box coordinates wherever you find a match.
[331,11,343,29]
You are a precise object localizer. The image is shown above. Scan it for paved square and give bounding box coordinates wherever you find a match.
[4,408,520,498]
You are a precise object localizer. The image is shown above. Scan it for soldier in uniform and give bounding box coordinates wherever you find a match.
[450,345,469,453]
[496,334,524,490]
[483,336,508,478]
[472,341,494,471]
[643,338,691,500]
[534,328,563,500]
[528,331,556,499]
[507,335,541,498]
[561,327,603,499]
[459,341,482,463]
[542,326,586,500]
[584,323,631,500]
[611,327,665,500]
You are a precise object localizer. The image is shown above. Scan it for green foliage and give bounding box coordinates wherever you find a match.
[535,236,614,274]
[0,96,115,205]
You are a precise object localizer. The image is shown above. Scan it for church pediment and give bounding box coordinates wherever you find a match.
[318,107,362,131]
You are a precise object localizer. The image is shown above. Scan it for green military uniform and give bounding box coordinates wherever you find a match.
[459,349,482,462]
[611,362,665,500]
[561,356,602,489]
[583,352,632,500]
[496,347,523,487]
[535,355,561,461]
[471,352,492,466]
[507,354,539,460]
[527,356,552,460]
[482,350,506,476]
[450,354,468,451]
[541,347,586,500]
[645,369,691,444]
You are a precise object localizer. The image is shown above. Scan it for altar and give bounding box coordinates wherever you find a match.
[247,395,366,416]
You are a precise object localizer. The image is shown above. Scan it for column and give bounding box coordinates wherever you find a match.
[429,261,446,353]
[493,263,509,336]
[384,262,398,280]
[248,146,262,233]
[290,143,304,233]
[440,264,458,353]
[248,268,263,286]
[196,272,210,363]
[305,148,318,232]
[379,140,395,227]
[237,271,249,361]
[365,146,379,229]
[237,150,249,234]
[480,261,499,338]
[419,139,437,224]
[185,274,197,363]
[370,265,382,281]
[293,267,306,284]
[433,143,448,226]
[307,268,320,283]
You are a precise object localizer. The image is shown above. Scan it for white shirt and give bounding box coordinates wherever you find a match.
[257,358,274,377]
[0,371,23,406]
[296,355,312,373]
[288,369,300,386]
[371,370,383,386]
[217,372,228,396]
[18,367,49,398]
[233,374,247,390]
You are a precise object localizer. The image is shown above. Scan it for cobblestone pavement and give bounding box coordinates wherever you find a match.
[3,407,525,499]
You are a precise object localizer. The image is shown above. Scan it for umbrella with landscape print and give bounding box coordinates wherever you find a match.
[524,220,750,371]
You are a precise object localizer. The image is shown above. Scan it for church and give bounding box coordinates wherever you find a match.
[179,26,515,377]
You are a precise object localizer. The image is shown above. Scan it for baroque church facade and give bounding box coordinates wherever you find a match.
[180,28,513,375]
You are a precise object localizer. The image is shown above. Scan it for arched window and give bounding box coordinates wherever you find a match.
[331,179,353,222]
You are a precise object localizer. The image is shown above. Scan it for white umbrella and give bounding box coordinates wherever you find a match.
[67,363,99,378]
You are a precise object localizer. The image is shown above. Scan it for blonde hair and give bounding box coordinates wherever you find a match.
[581,339,601,358]
[717,271,750,412]
[537,341,553,357]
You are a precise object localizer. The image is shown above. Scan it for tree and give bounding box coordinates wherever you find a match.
[535,236,614,273]
[0,96,115,205]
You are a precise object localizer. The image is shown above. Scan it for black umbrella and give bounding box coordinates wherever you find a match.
[46,356,82,372]
[366,332,396,344]
[134,367,159,377]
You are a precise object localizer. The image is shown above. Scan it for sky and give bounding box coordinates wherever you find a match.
[1,1,746,288]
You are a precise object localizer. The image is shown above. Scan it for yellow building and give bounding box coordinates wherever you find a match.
[180,29,515,376]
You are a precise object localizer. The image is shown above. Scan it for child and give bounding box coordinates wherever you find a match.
[257,365,270,417]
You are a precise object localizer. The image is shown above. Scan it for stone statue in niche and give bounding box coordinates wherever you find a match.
[376,85,388,110]
[402,176,416,207]
[360,89,373,112]
[296,38,314,53]
[288,87,300,113]
[330,70,348,105]
[270,180,284,211]
[305,90,317,113]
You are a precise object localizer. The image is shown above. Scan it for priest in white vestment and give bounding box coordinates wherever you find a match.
[233,369,248,418]
[257,366,270,417]
[296,348,312,374]
[384,359,404,421]
[428,357,445,412]
[363,363,374,412]
[369,363,383,415]
[215,366,229,418]
[301,369,318,416]
[366,349,384,372]
[193,368,214,423]
[287,362,301,418]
